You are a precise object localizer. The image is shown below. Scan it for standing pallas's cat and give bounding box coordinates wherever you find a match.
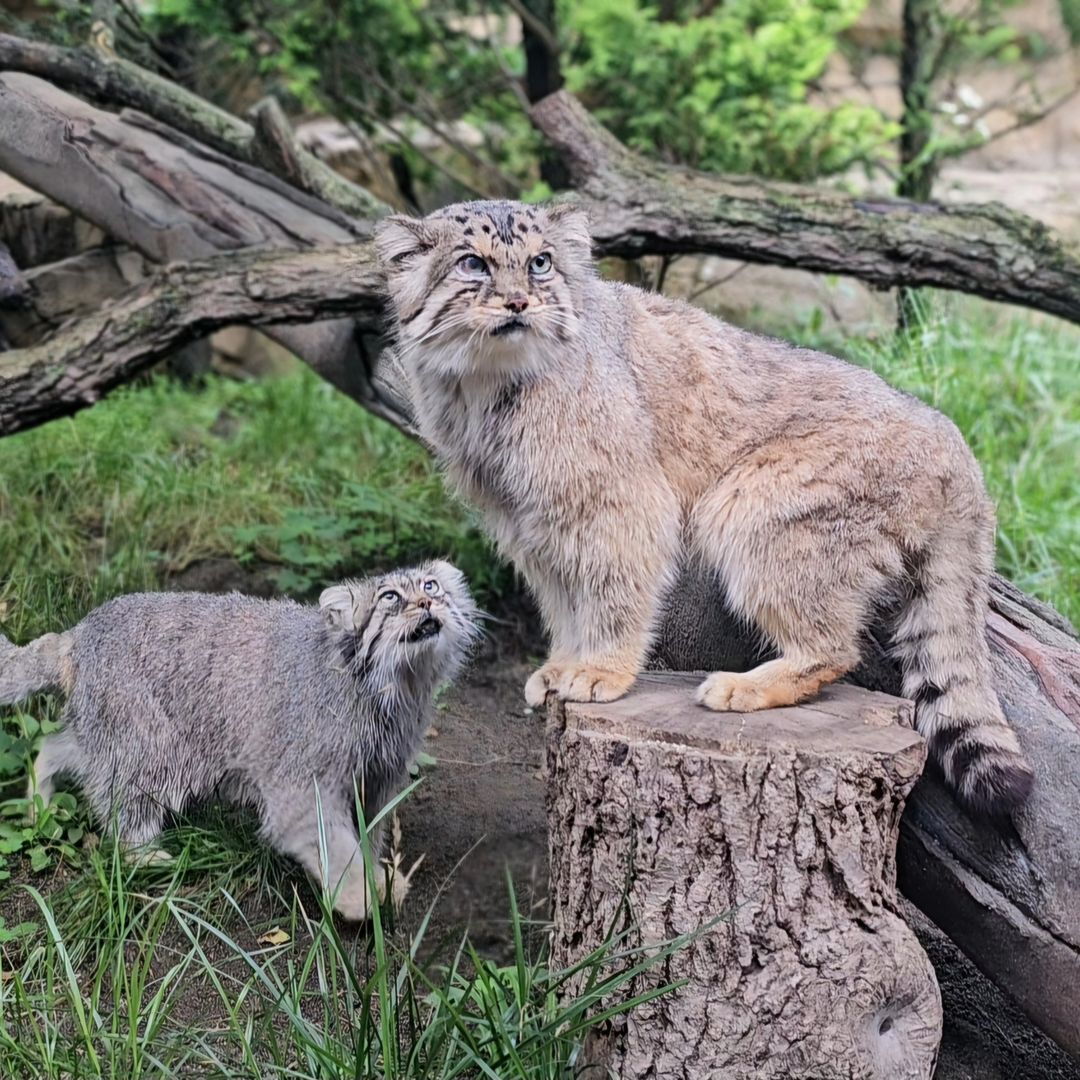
[0,562,478,919]
[376,200,1033,818]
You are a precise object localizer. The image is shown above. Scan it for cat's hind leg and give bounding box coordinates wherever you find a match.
[262,785,383,922]
[110,793,171,866]
[26,730,82,817]
[691,464,901,713]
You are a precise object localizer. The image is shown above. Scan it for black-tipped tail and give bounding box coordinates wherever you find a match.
[926,723,1035,819]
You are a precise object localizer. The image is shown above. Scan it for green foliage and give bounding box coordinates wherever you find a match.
[561,0,898,178]
[1060,0,1080,44]
[139,0,897,188]
[0,711,84,884]
[0,368,504,648]
[896,0,1064,192]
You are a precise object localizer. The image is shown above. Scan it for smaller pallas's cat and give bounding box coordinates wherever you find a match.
[377,199,1034,819]
[0,562,478,919]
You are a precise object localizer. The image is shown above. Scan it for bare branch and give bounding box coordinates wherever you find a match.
[0,32,387,219]
[0,243,414,435]
[531,90,1080,326]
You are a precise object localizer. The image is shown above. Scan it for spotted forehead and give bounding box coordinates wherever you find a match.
[434,202,546,262]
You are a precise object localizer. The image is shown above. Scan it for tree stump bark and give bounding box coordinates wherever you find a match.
[546,673,942,1079]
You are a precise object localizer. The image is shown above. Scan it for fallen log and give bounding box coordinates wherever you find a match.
[0,245,150,347]
[0,244,383,433]
[0,72,410,432]
[547,675,942,1079]
[0,32,386,220]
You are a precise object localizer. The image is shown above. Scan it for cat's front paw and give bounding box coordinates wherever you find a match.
[525,663,563,708]
[557,665,635,704]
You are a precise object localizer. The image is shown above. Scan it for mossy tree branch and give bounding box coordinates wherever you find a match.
[0,32,388,220]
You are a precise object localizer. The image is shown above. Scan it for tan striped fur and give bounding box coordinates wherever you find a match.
[376,200,1034,818]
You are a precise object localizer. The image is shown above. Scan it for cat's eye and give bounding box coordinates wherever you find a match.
[529,253,552,275]
[423,579,441,595]
[379,589,401,604]
[458,254,488,276]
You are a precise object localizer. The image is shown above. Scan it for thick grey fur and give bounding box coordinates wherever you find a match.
[0,560,478,919]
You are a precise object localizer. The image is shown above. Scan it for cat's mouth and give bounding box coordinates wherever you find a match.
[490,317,529,337]
[405,615,442,643]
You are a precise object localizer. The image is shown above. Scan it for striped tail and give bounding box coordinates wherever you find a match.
[892,537,1034,818]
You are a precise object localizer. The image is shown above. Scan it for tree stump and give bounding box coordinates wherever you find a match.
[546,673,942,1079]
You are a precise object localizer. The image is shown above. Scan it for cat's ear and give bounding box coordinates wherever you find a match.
[374,215,431,268]
[544,202,593,262]
[319,584,356,631]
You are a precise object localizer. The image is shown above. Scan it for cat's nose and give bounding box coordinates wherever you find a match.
[504,294,529,314]
[416,597,431,610]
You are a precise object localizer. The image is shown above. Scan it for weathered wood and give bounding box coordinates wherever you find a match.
[0,188,104,269]
[547,674,942,1079]
[0,246,150,347]
[652,568,1080,1055]
[0,32,387,220]
[0,244,383,434]
[0,241,27,309]
[0,72,410,432]
[529,90,1080,327]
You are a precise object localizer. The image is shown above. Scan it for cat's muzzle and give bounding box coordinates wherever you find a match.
[406,615,442,643]
[490,317,528,337]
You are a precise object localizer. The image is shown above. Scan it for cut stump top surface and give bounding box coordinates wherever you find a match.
[562,672,923,763]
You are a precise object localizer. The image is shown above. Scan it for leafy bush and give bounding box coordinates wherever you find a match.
[140,0,897,188]
[561,0,898,178]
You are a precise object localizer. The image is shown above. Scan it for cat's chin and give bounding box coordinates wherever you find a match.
[415,335,551,381]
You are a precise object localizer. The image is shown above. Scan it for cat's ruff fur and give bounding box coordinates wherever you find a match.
[376,199,1033,818]
[0,562,478,919]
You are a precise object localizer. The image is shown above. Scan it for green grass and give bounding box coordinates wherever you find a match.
[0,826,688,1079]
[0,369,506,646]
[0,778,692,1079]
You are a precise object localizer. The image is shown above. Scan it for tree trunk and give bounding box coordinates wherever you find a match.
[897,0,943,328]
[651,568,1080,1055]
[518,0,569,191]
[546,675,942,1079]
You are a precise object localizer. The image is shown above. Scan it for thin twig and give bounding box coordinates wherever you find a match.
[504,0,561,57]
[687,262,750,303]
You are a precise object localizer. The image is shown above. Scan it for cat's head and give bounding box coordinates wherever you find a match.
[375,200,593,378]
[319,561,479,690]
